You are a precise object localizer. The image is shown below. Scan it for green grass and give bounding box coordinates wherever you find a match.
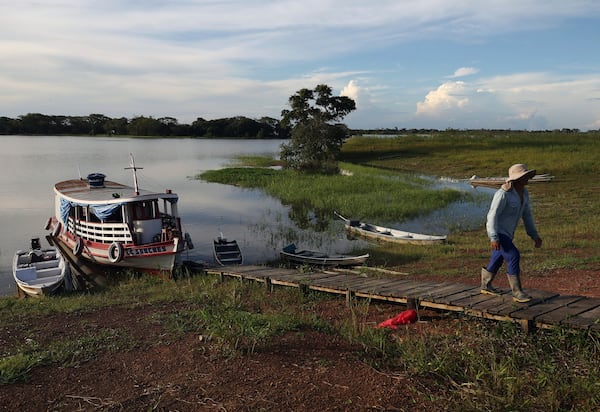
[4,274,598,409]
[200,162,466,222]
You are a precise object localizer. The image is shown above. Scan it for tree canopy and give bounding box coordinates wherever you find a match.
[280,84,356,173]
[0,113,285,139]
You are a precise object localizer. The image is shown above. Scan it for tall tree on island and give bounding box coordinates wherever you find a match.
[280,84,356,174]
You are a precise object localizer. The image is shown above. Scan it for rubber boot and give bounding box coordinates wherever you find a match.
[507,274,532,303]
[480,267,501,296]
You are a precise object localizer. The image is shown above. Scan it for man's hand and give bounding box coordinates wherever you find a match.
[491,240,500,251]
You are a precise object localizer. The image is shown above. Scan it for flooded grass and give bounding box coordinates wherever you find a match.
[200,162,467,223]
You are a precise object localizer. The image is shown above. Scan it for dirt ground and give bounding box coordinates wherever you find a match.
[1,267,599,411]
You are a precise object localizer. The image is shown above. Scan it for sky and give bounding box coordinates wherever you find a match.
[2,1,600,131]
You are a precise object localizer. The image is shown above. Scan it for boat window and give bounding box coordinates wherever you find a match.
[103,206,123,223]
[87,207,101,223]
[133,200,158,220]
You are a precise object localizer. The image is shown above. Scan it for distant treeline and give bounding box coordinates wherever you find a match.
[0,113,289,138]
[0,112,591,137]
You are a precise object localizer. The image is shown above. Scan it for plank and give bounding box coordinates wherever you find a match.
[362,279,425,295]
[534,297,600,325]
[509,296,585,322]
[422,283,485,302]
[466,292,517,312]
[450,292,506,309]
[435,287,482,305]
[376,280,440,296]
[560,304,600,329]
[349,278,399,291]
[269,271,341,283]
[403,283,450,299]
[309,274,373,290]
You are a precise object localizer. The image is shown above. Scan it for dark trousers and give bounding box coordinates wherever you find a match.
[486,234,521,276]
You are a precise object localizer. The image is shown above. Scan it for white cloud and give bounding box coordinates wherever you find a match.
[340,80,362,106]
[415,82,470,116]
[412,72,600,130]
[449,67,480,78]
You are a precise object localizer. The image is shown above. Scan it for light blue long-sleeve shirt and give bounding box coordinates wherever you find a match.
[486,187,539,242]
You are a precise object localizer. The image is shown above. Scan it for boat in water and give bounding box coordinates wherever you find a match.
[45,154,193,276]
[13,237,70,297]
[280,243,369,267]
[334,212,447,245]
[213,233,243,266]
[469,173,554,188]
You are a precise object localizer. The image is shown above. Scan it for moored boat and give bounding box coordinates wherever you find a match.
[13,238,70,297]
[469,173,554,188]
[280,243,369,267]
[213,234,243,266]
[334,212,447,245]
[45,154,193,276]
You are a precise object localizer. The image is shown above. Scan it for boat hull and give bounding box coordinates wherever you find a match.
[280,244,369,267]
[213,238,243,266]
[334,212,446,245]
[345,224,446,245]
[55,231,181,275]
[13,247,68,298]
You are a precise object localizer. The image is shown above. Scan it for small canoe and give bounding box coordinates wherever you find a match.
[469,173,555,188]
[334,212,447,245]
[213,235,243,266]
[280,243,369,267]
[13,238,70,297]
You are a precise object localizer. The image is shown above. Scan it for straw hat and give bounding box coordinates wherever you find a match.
[507,164,536,182]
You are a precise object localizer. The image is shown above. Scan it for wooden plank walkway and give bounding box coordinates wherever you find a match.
[206,265,600,333]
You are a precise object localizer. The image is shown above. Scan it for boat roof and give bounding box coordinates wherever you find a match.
[54,178,178,205]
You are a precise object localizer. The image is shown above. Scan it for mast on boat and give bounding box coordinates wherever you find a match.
[125,153,143,195]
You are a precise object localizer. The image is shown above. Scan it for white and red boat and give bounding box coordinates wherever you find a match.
[45,155,193,276]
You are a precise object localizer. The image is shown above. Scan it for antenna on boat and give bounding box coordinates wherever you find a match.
[125,153,143,195]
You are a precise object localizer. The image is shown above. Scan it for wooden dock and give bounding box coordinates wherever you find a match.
[206,265,600,333]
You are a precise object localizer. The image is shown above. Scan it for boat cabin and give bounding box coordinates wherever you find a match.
[55,174,182,247]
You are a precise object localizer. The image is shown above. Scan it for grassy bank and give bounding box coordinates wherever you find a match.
[2,131,599,410]
[2,271,599,410]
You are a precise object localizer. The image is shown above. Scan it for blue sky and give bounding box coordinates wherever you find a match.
[2,1,600,130]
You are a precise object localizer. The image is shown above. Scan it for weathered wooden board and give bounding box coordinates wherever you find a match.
[350,278,400,292]
[403,283,451,299]
[509,296,585,321]
[560,304,600,329]
[435,287,482,305]
[361,279,426,295]
[450,292,505,309]
[269,271,342,283]
[422,283,483,302]
[310,274,374,290]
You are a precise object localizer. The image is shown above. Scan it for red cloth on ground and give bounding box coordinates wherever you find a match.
[377,309,417,329]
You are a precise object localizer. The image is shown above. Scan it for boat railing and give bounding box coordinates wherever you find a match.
[68,218,133,243]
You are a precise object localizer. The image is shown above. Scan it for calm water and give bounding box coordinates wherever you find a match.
[0,135,493,296]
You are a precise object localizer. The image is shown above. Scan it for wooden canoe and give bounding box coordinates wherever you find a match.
[280,243,369,267]
[335,212,447,245]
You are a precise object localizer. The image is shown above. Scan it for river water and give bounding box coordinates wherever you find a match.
[0,135,493,296]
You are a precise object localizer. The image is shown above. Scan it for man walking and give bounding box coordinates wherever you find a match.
[480,164,543,303]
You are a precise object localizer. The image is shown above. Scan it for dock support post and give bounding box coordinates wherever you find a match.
[407,298,419,310]
[518,318,535,334]
[264,277,272,293]
[345,290,355,307]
